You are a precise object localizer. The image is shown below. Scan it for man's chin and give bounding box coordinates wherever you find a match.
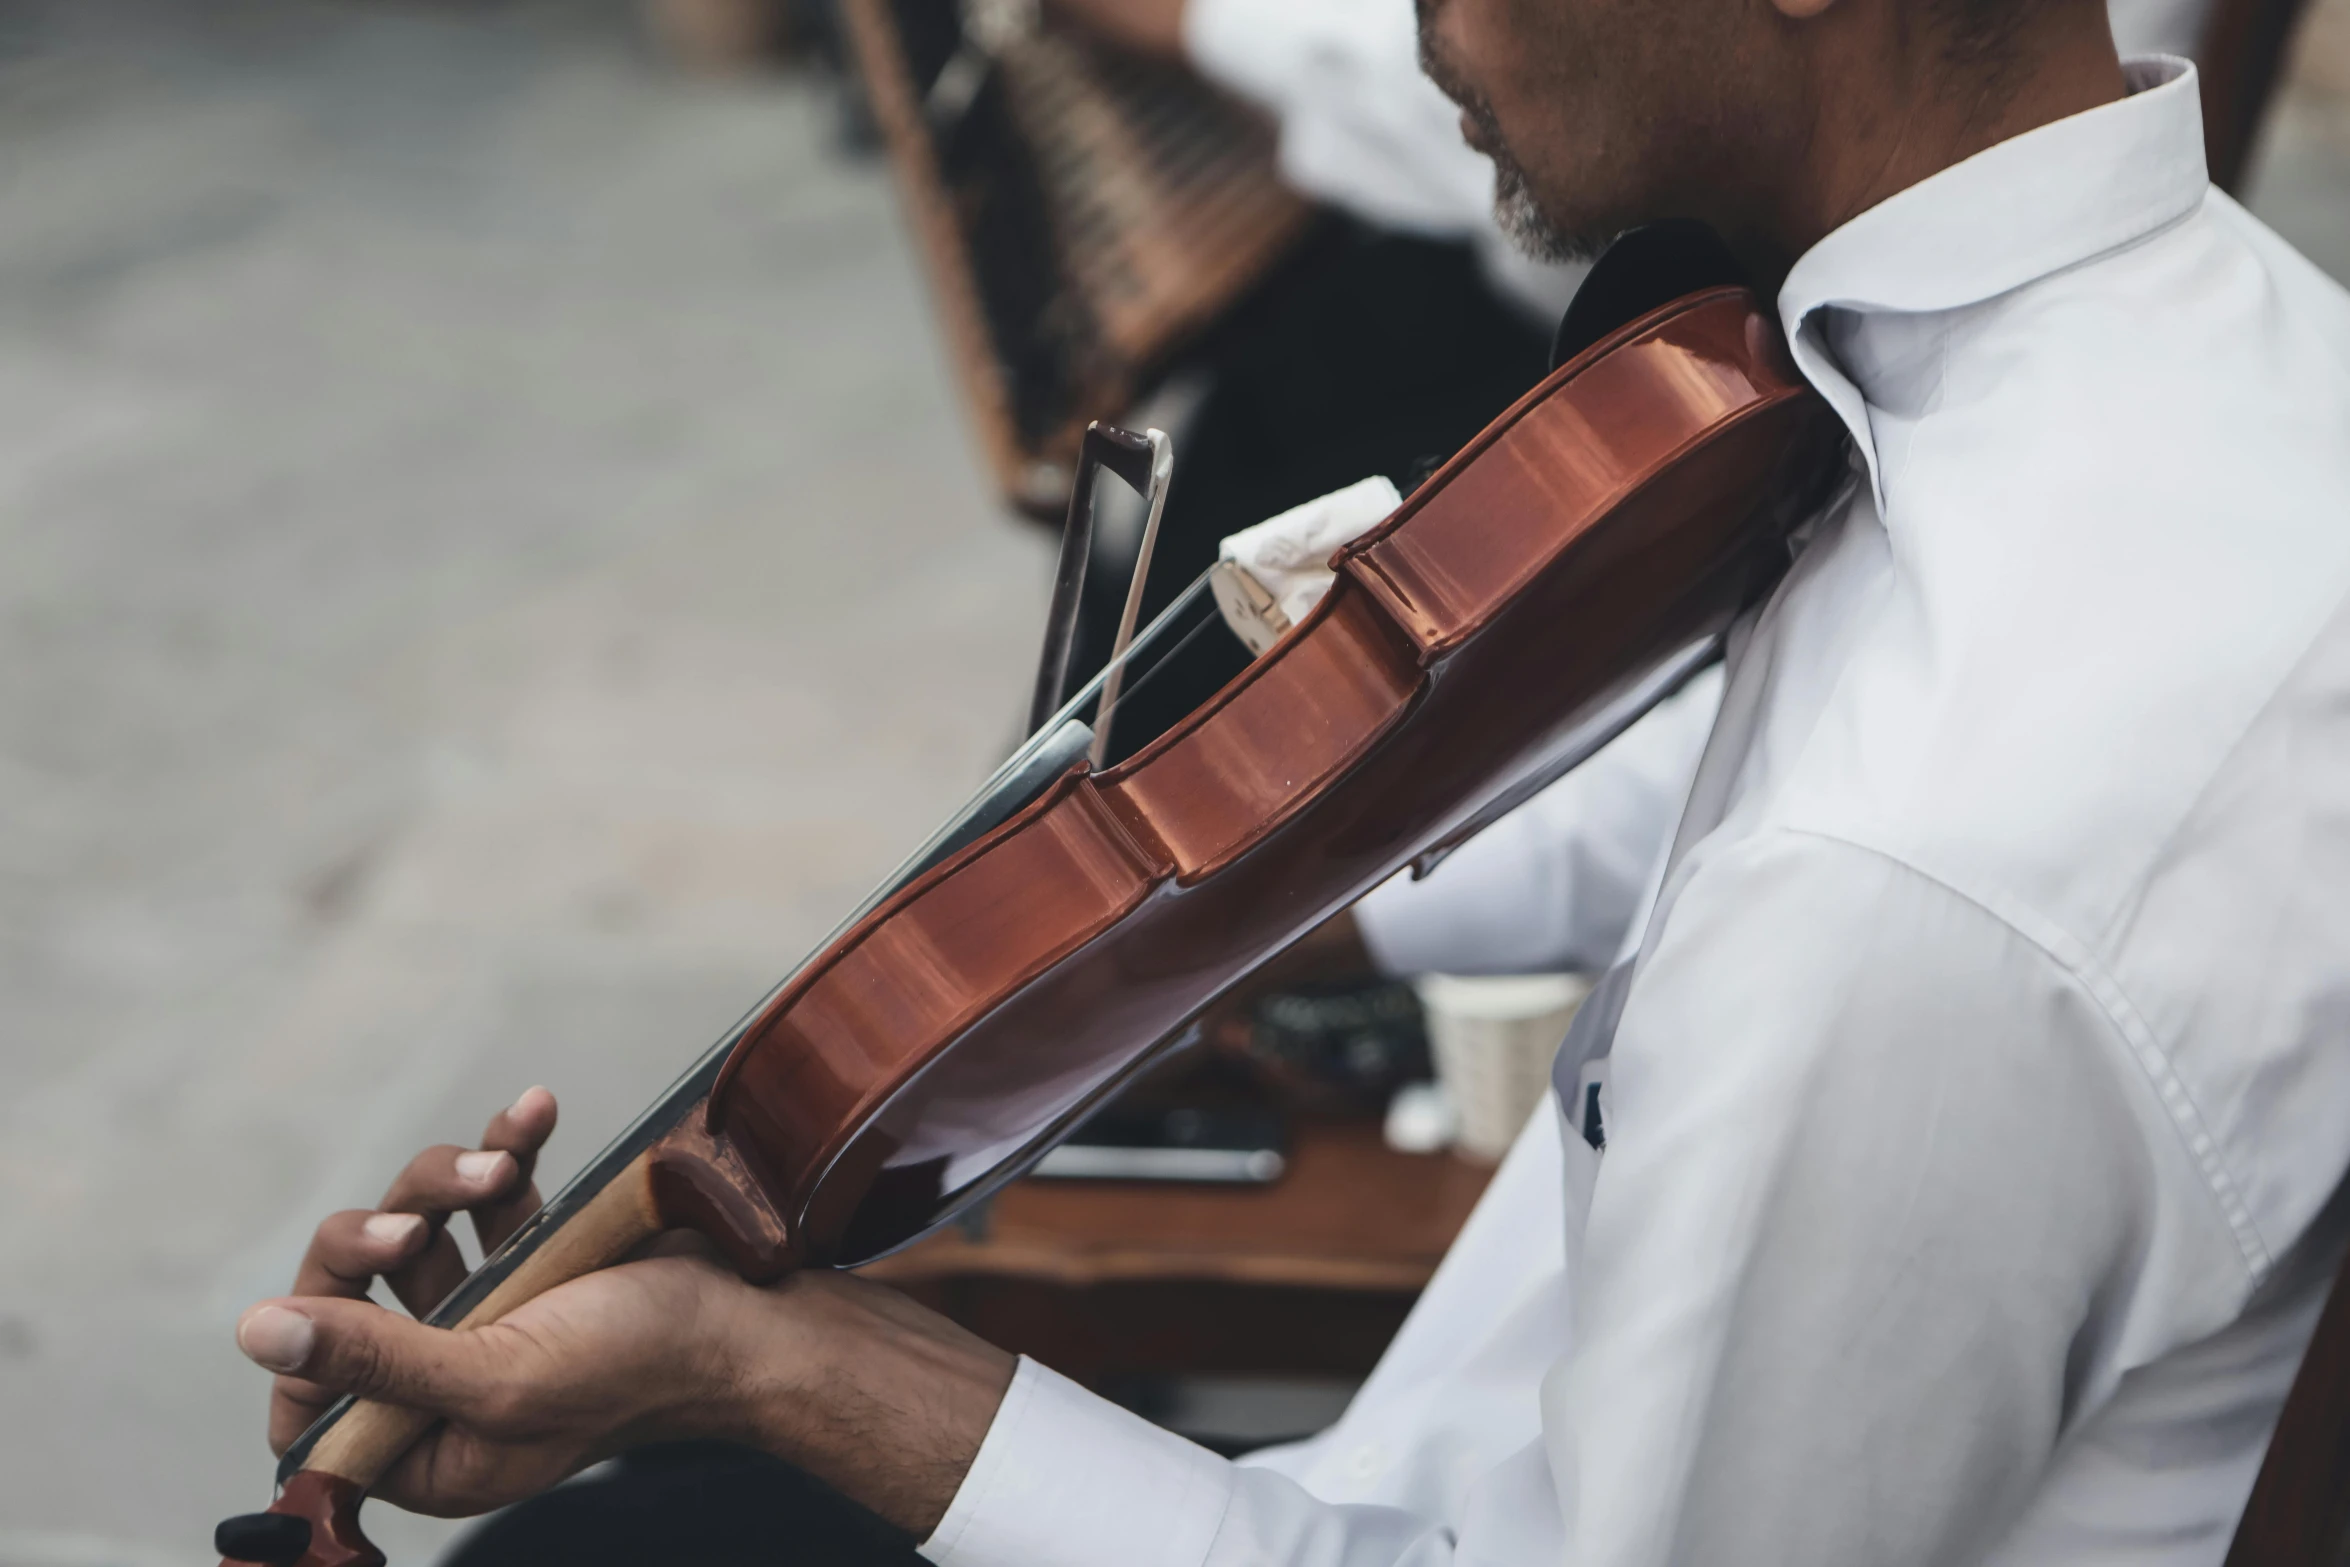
[1493,169,1608,266]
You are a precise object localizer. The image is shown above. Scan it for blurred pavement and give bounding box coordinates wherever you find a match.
[0,1,2344,1563]
[0,2,1044,1561]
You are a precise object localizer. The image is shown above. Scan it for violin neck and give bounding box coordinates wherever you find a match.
[273,702,1106,1481]
[274,1047,725,1482]
[307,1148,666,1483]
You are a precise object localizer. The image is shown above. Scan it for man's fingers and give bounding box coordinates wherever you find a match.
[291,1210,432,1300]
[384,1228,471,1319]
[337,1091,556,1313]
[469,1086,556,1253]
[374,1144,519,1312]
[265,1371,343,1456]
[237,1298,520,1433]
[373,1090,555,1225]
[378,1143,524,1219]
[477,1085,558,1164]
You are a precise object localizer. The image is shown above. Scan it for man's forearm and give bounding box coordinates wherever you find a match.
[727,1272,1018,1537]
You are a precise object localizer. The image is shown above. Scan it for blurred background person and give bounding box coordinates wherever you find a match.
[1028,0,1583,755]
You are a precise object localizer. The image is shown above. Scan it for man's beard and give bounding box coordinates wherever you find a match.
[1417,22,1614,265]
[1491,153,1598,265]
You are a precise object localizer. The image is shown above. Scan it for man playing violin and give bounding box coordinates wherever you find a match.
[232,0,2350,1560]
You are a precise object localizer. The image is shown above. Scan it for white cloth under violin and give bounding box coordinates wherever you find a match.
[1211,474,1727,974]
[921,59,2350,1567]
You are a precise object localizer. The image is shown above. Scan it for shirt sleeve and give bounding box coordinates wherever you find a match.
[1353,667,1720,977]
[921,1357,1236,1567]
[1552,830,2245,1564]
[922,829,2251,1567]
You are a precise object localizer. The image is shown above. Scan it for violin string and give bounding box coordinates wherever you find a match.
[1034,570,1215,739]
[1087,588,1229,756]
[826,571,1221,942]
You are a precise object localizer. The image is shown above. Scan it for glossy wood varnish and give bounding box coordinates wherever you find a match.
[223,278,2350,1567]
[219,284,1840,1567]
[706,286,1838,1268]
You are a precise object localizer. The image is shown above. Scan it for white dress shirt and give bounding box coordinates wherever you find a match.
[1351,668,1720,979]
[921,60,2350,1567]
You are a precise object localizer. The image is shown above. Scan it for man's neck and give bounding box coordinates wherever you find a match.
[1726,2,2128,293]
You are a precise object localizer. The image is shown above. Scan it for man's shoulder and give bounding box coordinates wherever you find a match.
[1824,196,2350,933]
[1943,189,2350,485]
[1773,456,2350,1274]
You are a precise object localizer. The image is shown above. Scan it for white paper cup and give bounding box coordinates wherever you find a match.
[1412,972,1591,1162]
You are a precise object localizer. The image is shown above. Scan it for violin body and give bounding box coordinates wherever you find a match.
[710,285,1838,1269]
[220,278,1840,1567]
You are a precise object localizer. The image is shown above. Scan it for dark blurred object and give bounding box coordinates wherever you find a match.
[1097,1371,1355,1456]
[645,0,790,71]
[1241,976,1430,1116]
[439,1441,919,1567]
[2202,0,2318,191]
[1034,1100,1287,1183]
[2220,1212,2350,1566]
[840,0,1313,516]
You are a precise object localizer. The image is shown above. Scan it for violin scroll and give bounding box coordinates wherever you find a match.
[217,1472,378,1567]
[217,1141,693,1567]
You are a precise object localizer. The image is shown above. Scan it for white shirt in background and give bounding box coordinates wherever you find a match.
[2110,0,2215,56]
[1180,0,1586,317]
[922,60,2350,1567]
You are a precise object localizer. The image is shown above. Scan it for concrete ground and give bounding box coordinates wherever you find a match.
[0,3,1044,1561]
[0,1,2344,1563]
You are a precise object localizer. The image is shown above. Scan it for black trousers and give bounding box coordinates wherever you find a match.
[439,1442,924,1567]
[1067,219,1553,761]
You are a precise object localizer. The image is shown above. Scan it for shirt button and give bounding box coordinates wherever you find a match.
[1346,1443,1385,1480]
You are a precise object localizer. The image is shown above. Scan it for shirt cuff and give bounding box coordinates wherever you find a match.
[920,1357,1237,1567]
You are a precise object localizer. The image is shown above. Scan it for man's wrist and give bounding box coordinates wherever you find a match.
[722,1272,1017,1536]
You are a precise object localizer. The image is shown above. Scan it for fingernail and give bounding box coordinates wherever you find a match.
[362,1212,425,1249]
[455,1149,507,1185]
[509,1086,548,1119]
[238,1306,315,1373]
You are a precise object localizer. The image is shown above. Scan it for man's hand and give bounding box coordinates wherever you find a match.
[235,1089,1016,1535]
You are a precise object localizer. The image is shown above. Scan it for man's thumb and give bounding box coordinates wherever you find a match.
[236,1303,316,1373]
[237,1297,502,1419]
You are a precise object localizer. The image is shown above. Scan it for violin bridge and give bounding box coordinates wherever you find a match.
[1207,558,1290,656]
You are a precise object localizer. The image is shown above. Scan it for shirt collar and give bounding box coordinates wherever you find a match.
[1777,56,2210,513]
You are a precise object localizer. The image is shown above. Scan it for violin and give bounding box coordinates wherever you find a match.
[216,226,1842,1567]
